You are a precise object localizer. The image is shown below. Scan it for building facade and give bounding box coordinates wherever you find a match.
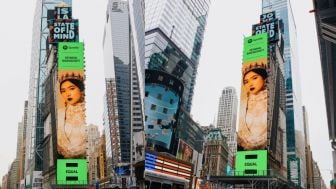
[312,0,336,180]
[262,0,306,187]
[25,0,72,187]
[87,125,100,185]
[216,87,237,167]
[145,0,211,112]
[203,128,228,177]
[103,0,145,187]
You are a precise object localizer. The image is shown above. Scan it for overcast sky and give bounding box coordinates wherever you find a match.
[0,0,332,185]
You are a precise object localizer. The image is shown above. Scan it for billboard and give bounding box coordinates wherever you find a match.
[235,150,267,176]
[48,19,79,43]
[57,159,87,185]
[58,42,84,70]
[176,139,193,163]
[55,7,72,20]
[145,152,193,182]
[252,19,279,42]
[237,58,268,151]
[260,11,275,23]
[57,42,86,159]
[242,33,268,62]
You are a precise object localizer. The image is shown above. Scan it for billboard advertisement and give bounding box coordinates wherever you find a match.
[145,152,192,182]
[242,33,268,62]
[176,139,193,163]
[57,42,86,159]
[57,159,87,185]
[58,42,84,70]
[48,19,79,43]
[235,150,267,176]
[144,70,183,150]
[252,19,279,42]
[55,7,72,20]
[237,58,268,151]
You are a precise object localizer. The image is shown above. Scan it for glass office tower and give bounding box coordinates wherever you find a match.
[103,0,145,186]
[145,0,210,113]
[262,0,306,187]
[25,0,71,187]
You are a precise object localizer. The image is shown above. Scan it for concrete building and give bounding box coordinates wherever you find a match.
[98,134,107,181]
[87,124,100,185]
[2,174,8,189]
[203,128,228,177]
[216,87,238,167]
[303,106,314,188]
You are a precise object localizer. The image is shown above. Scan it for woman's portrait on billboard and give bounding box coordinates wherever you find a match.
[237,60,268,151]
[57,71,87,158]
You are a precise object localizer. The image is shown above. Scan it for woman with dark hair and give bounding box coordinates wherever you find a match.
[57,73,87,158]
[238,65,268,151]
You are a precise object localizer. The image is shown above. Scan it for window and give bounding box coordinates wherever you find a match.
[145,91,149,97]
[163,108,168,114]
[157,93,162,100]
[170,99,174,104]
[150,104,156,110]
[148,125,154,129]
[157,119,162,124]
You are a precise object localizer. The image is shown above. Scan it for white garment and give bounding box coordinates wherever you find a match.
[57,102,87,158]
[238,89,267,150]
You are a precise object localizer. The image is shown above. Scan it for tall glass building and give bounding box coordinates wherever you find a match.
[216,87,237,167]
[25,0,71,187]
[262,0,306,187]
[145,0,210,113]
[103,0,145,186]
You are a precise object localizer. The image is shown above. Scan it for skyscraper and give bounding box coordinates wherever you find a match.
[103,0,145,187]
[312,0,336,179]
[143,1,210,188]
[145,0,210,112]
[216,87,238,167]
[25,0,71,186]
[262,0,306,187]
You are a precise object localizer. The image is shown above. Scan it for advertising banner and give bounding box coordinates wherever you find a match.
[260,11,275,23]
[58,42,84,70]
[237,58,268,151]
[235,150,267,176]
[145,152,193,181]
[48,19,79,43]
[55,7,72,20]
[242,33,268,62]
[176,139,193,163]
[252,19,279,42]
[57,159,87,185]
[57,42,86,159]
[57,69,86,158]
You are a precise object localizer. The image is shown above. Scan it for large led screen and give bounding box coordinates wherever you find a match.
[235,150,267,176]
[57,42,86,159]
[144,83,180,150]
[58,42,84,70]
[57,159,87,185]
[243,33,268,62]
[237,59,268,151]
[176,139,193,163]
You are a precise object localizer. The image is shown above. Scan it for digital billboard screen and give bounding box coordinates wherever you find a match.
[235,150,267,176]
[176,139,193,163]
[57,42,86,159]
[57,159,87,185]
[58,42,84,70]
[243,33,268,62]
[145,152,193,181]
[238,58,268,151]
[49,19,79,43]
